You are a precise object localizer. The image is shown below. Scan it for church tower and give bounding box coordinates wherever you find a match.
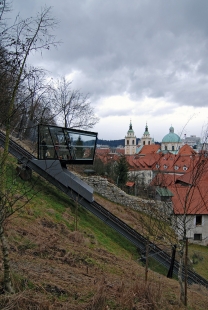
[125,120,137,155]
[140,123,153,146]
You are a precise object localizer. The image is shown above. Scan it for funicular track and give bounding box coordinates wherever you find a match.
[0,131,208,288]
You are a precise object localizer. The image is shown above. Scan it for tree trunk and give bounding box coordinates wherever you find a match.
[0,225,15,293]
[184,238,188,306]
[178,242,185,304]
[145,237,149,282]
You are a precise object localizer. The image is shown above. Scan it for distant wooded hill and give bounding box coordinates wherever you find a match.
[97,138,141,147]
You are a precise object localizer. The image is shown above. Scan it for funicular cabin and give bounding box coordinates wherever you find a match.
[38,124,97,166]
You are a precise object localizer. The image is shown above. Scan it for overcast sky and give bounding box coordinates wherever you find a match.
[6,0,208,141]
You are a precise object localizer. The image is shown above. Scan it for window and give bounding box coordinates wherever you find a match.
[174,165,179,170]
[127,140,129,145]
[163,165,167,169]
[148,141,150,145]
[165,146,167,150]
[143,141,145,145]
[156,164,160,169]
[194,234,202,241]
[132,140,134,145]
[172,146,174,151]
[183,166,188,171]
[196,215,202,226]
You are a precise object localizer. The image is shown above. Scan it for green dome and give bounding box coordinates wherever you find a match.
[162,126,181,143]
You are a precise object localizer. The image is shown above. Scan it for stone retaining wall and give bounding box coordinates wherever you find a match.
[76,174,172,216]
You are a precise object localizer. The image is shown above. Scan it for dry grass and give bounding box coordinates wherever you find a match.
[0,170,208,308]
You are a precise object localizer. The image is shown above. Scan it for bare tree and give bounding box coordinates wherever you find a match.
[15,69,57,140]
[53,76,99,129]
[0,5,58,293]
[0,0,11,24]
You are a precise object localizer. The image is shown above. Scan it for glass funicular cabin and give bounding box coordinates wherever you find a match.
[38,124,97,166]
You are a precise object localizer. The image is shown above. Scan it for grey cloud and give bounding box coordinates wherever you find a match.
[8,0,208,113]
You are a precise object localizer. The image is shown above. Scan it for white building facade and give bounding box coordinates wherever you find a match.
[173,214,208,245]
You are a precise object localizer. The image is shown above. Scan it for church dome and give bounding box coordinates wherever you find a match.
[162,126,181,143]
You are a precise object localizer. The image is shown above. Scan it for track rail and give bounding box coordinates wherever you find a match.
[90,200,208,287]
[1,131,208,288]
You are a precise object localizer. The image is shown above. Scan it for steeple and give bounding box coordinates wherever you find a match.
[144,122,149,135]
[140,122,153,146]
[125,120,136,155]
[127,119,134,135]
[129,120,133,131]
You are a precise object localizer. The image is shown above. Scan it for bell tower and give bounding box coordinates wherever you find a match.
[125,120,136,155]
[140,123,153,146]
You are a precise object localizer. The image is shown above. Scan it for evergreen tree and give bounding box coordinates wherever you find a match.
[75,135,84,159]
[115,155,129,188]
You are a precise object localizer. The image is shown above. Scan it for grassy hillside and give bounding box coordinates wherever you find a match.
[0,155,208,309]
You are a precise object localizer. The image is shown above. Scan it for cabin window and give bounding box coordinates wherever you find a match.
[194,234,202,241]
[196,215,202,226]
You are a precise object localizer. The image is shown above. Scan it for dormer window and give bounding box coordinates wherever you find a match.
[174,165,179,170]
[183,166,188,171]
[164,165,167,169]
[156,164,160,169]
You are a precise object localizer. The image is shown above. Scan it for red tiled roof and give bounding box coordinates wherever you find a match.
[151,156,208,215]
[178,144,197,156]
[96,148,110,155]
[138,144,160,155]
[175,159,208,185]
[95,148,120,164]
[130,153,161,170]
[116,148,125,155]
[126,155,137,168]
[152,152,202,174]
[126,181,135,187]
[96,146,208,178]
[169,184,208,215]
[150,173,179,187]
